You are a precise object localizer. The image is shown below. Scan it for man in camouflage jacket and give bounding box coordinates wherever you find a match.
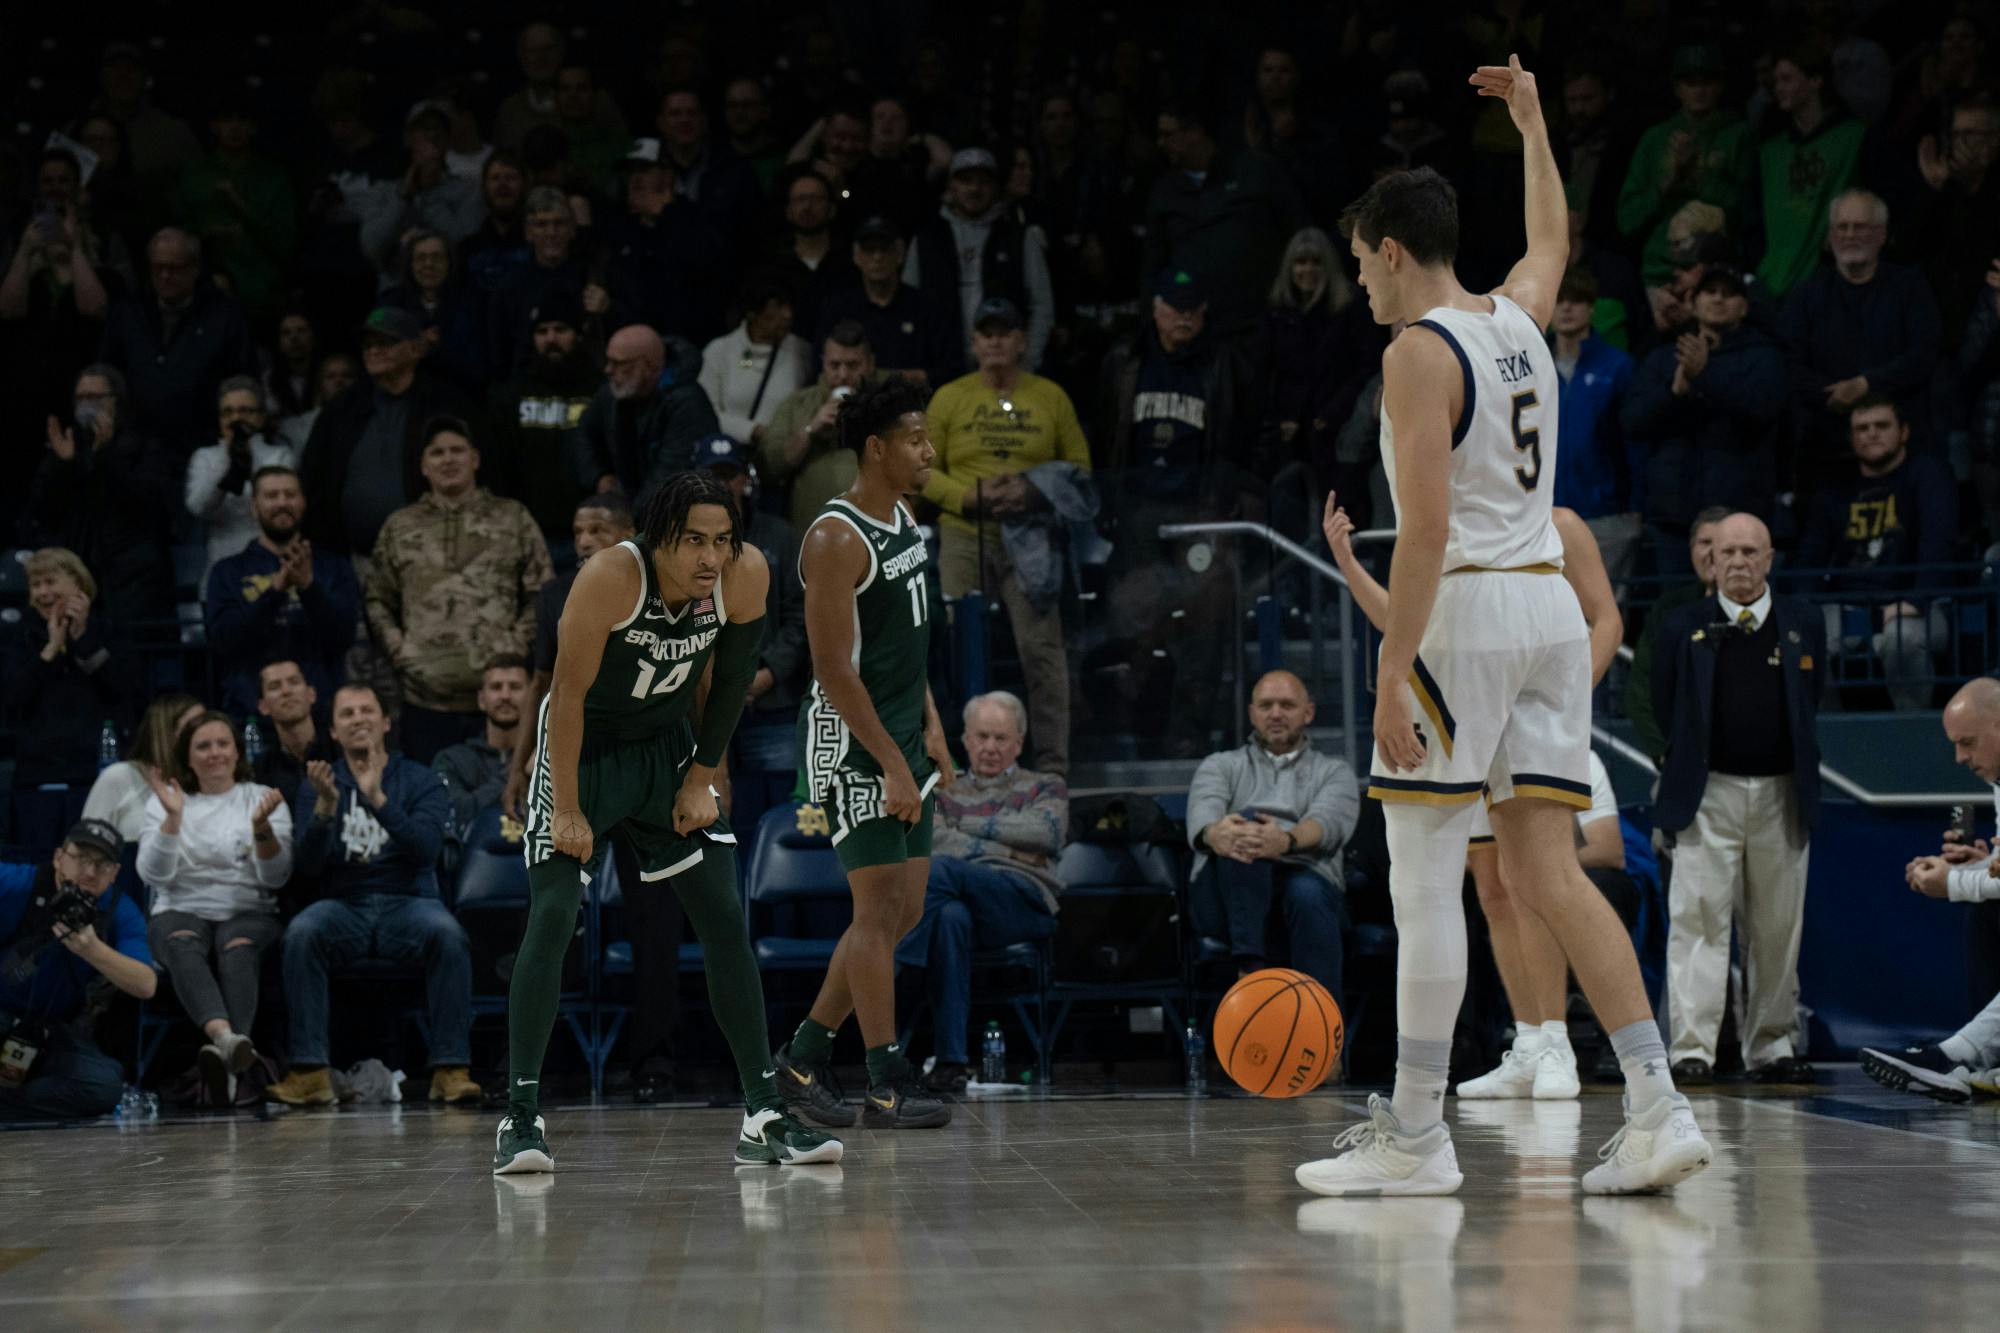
[365,420,553,763]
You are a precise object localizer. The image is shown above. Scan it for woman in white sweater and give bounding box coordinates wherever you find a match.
[698,273,811,448]
[138,711,293,1104]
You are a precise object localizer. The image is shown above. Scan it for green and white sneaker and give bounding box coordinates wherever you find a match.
[493,1113,554,1174]
[735,1108,845,1165]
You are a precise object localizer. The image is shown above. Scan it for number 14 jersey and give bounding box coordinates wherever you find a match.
[582,539,723,743]
[798,497,934,784]
[1379,292,1565,573]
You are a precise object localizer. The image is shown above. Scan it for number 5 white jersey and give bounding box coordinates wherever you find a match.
[1379,292,1565,572]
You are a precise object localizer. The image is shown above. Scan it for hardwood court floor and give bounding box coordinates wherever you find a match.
[2,1070,1997,1331]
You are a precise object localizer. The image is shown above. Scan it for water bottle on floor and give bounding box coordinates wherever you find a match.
[1185,1023,1207,1094]
[982,1021,1006,1085]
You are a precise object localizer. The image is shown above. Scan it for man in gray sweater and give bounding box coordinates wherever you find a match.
[1188,670,1360,1012]
[894,691,1065,1093]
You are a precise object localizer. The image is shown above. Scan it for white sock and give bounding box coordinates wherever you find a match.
[1940,1035,1978,1065]
[1391,1036,1453,1133]
[1508,1025,1548,1059]
[1609,1018,1676,1109]
[1538,1019,1571,1051]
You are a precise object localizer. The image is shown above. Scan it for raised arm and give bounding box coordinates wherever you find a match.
[1553,507,1623,686]
[1472,55,1565,329]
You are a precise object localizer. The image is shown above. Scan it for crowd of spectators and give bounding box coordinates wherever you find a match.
[4,7,2000,1114]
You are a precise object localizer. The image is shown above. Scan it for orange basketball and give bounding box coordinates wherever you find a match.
[1213,967,1343,1097]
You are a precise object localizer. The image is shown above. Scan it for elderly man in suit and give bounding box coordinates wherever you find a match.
[1653,512,1824,1083]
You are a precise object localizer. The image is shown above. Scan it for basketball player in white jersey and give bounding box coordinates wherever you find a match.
[1294,57,1711,1197]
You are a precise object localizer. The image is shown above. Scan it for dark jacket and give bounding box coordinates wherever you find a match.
[1652,591,1824,836]
[913,206,1030,353]
[1096,322,1252,512]
[744,509,808,716]
[487,349,599,538]
[814,280,962,388]
[292,752,448,900]
[20,430,178,629]
[486,258,590,379]
[2,613,140,788]
[204,539,361,716]
[97,284,257,451]
[1779,262,1942,461]
[566,338,718,506]
[601,207,727,345]
[1256,297,1384,478]
[1622,322,1786,531]
[298,370,487,556]
[380,280,490,399]
[1142,149,1305,336]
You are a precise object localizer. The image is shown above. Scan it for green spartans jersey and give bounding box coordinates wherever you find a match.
[799,498,935,791]
[582,539,725,743]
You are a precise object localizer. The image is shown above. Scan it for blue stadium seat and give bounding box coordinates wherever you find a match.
[1040,837,1190,1082]
[452,808,594,1085]
[745,802,851,971]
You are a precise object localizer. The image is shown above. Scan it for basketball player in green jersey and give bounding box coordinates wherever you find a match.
[495,472,841,1173]
[774,378,959,1129]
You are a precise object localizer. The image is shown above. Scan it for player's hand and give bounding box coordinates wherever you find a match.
[672,774,720,836]
[883,765,923,826]
[1941,835,1990,864]
[1373,683,1426,773]
[552,808,594,863]
[1321,493,1356,564]
[1468,54,1543,132]
[1906,855,1950,898]
[924,729,956,792]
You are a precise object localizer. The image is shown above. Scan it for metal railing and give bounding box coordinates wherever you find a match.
[1234,526,1984,811]
[1154,520,1361,772]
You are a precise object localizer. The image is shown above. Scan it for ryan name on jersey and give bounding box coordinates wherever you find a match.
[1494,346,1536,385]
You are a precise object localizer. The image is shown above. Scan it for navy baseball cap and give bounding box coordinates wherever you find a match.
[854,214,901,245]
[973,297,1023,332]
[64,817,123,863]
[530,288,585,331]
[697,433,754,472]
[1153,268,1207,311]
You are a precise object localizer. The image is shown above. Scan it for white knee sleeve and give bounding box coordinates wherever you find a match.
[1384,801,1477,1045]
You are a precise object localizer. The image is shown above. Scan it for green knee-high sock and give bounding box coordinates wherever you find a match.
[677,851,785,1113]
[507,862,585,1118]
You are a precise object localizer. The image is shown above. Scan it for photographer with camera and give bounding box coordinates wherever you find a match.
[0,820,157,1122]
[183,376,294,580]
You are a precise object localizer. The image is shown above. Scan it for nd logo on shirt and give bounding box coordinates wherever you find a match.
[340,799,389,863]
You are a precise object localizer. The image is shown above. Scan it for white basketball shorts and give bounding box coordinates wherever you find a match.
[1367,568,1592,814]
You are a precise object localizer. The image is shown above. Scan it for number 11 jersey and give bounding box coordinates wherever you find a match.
[1379,292,1566,573]
[798,497,934,786]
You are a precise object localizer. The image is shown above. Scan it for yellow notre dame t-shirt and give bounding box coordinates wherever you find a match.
[920,371,1092,537]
